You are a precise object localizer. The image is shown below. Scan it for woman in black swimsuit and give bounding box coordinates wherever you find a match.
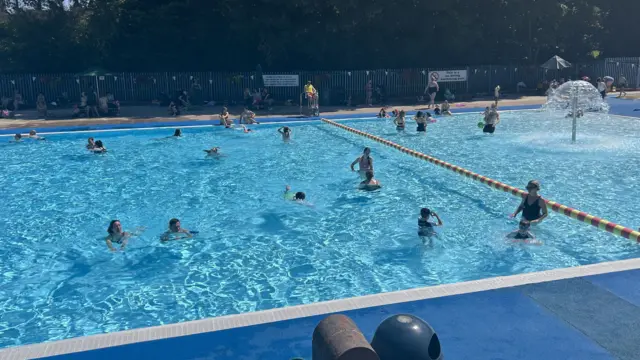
[414,111,427,132]
[511,180,548,224]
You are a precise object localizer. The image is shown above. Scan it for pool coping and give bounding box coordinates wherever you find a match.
[2,257,640,360]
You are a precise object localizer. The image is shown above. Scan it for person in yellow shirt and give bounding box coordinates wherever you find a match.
[304,81,317,99]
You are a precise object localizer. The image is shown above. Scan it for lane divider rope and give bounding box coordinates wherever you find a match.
[321,118,640,242]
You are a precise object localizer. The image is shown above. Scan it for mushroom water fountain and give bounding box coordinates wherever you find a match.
[542,80,610,143]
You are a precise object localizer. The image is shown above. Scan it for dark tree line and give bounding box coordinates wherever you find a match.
[0,0,637,73]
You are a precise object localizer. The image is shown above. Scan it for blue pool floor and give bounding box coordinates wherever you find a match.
[41,268,640,360]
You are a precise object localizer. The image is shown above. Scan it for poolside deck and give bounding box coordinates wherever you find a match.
[2,259,640,360]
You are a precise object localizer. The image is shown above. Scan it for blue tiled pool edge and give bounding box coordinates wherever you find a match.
[0,104,542,135]
[3,258,640,360]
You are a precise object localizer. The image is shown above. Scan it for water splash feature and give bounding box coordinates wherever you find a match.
[542,80,610,142]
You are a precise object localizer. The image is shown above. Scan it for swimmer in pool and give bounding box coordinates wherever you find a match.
[508,219,541,244]
[414,111,428,133]
[441,101,452,116]
[241,125,253,133]
[284,185,306,202]
[482,103,500,134]
[12,134,22,142]
[434,104,441,115]
[358,171,381,190]
[350,147,374,179]
[418,208,443,237]
[393,110,406,131]
[204,146,221,156]
[377,108,389,118]
[161,218,193,242]
[86,137,95,149]
[91,140,107,153]
[511,180,548,224]
[278,126,291,141]
[173,129,182,137]
[220,107,232,127]
[27,129,45,140]
[106,220,130,251]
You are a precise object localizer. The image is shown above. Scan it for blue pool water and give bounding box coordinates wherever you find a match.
[1,111,639,348]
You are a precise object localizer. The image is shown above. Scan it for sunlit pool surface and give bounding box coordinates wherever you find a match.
[1,110,639,348]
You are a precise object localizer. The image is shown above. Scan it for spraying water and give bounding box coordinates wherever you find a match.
[542,80,610,142]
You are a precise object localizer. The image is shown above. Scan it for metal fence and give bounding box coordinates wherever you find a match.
[1,58,638,107]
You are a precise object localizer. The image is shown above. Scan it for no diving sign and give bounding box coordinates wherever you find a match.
[428,70,467,82]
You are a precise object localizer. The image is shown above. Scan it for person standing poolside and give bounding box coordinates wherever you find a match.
[494,85,501,105]
[393,110,406,131]
[618,76,628,98]
[414,111,428,133]
[418,208,443,237]
[359,171,381,191]
[161,218,193,242]
[278,126,291,141]
[424,76,439,109]
[365,80,373,106]
[106,220,130,251]
[511,180,548,224]
[350,147,374,179]
[483,104,500,134]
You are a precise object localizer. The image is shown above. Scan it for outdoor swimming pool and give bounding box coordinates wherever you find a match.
[1,110,639,349]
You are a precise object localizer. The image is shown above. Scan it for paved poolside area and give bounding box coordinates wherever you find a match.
[2,259,640,360]
[0,96,550,131]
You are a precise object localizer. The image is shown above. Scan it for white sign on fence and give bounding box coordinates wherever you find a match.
[262,74,299,87]
[428,70,467,82]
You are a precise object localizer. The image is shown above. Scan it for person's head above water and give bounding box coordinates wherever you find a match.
[88,137,94,144]
[426,112,432,117]
[420,208,432,219]
[491,103,497,109]
[29,130,36,136]
[526,180,540,193]
[365,170,374,181]
[283,126,290,133]
[519,219,531,232]
[294,192,305,200]
[399,110,405,117]
[169,218,181,232]
[416,111,423,118]
[14,133,21,140]
[363,147,371,156]
[173,129,182,137]
[107,220,122,235]
[95,140,104,148]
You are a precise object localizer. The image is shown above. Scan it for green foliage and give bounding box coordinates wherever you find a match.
[0,0,635,72]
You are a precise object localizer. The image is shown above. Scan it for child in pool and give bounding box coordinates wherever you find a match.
[508,219,542,245]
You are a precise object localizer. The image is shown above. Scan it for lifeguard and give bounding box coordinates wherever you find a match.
[304,80,317,100]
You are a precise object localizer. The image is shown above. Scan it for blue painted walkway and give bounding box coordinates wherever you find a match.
[42,269,640,360]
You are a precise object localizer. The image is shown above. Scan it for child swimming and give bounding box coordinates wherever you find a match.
[418,208,443,237]
[508,219,542,245]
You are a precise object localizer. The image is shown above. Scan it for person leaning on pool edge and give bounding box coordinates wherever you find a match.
[511,180,548,224]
